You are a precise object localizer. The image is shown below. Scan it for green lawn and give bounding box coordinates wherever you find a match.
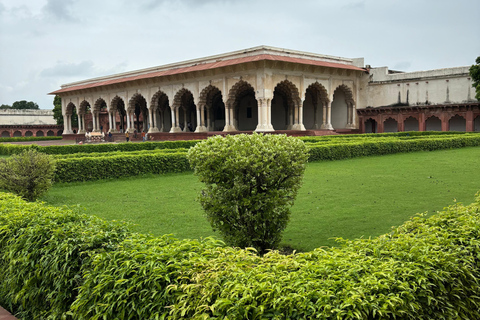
[41,146,480,251]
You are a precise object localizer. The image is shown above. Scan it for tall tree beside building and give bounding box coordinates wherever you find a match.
[53,95,63,125]
[470,56,480,101]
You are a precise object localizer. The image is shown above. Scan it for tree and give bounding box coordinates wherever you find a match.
[11,100,39,109]
[53,95,63,125]
[0,149,56,202]
[469,56,480,101]
[187,133,308,254]
[0,104,11,109]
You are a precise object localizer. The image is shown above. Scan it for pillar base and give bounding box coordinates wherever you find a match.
[78,129,86,134]
[148,127,160,133]
[223,124,238,132]
[320,123,334,130]
[291,123,306,131]
[255,123,275,132]
[170,126,183,133]
[345,123,357,129]
[109,129,118,133]
[195,126,208,133]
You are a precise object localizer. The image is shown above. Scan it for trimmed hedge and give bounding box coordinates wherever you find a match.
[0,192,131,319]
[307,134,480,161]
[0,140,199,155]
[54,151,190,183]
[0,192,479,319]
[0,136,62,143]
[3,133,480,183]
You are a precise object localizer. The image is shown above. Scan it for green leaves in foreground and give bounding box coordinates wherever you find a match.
[187,133,309,253]
[1,192,480,319]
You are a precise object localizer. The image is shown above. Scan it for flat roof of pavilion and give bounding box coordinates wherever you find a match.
[50,46,366,95]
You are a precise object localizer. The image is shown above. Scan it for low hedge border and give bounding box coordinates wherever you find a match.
[0,191,479,319]
[0,140,199,155]
[0,136,62,143]
[308,134,480,161]
[54,151,191,183]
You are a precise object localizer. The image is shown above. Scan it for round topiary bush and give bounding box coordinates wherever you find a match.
[187,133,308,254]
[0,149,56,201]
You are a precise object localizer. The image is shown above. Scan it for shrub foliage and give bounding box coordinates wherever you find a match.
[0,149,56,201]
[187,133,309,253]
[0,192,480,319]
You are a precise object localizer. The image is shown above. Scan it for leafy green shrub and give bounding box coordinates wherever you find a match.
[0,136,62,143]
[187,133,309,253]
[54,151,190,182]
[0,149,56,201]
[0,140,199,155]
[1,191,480,319]
[0,192,131,319]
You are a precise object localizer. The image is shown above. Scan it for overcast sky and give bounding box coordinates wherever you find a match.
[0,0,479,109]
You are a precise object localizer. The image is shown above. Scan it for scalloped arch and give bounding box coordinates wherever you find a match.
[199,85,222,108]
[110,96,125,111]
[306,82,329,104]
[93,98,106,112]
[79,100,91,114]
[128,93,147,111]
[151,90,169,109]
[334,84,354,103]
[172,88,194,109]
[227,80,255,108]
[273,80,301,104]
[66,102,76,115]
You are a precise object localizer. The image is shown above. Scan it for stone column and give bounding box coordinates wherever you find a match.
[418,113,426,131]
[169,106,182,133]
[286,104,293,130]
[377,115,384,133]
[195,104,207,132]
[126,110,131,132]
[292,100,306,131]
[223,105,237,132]
[346,102,357,129]
[298,99,305,131]
[321,101,334,130]
[148,108,159,133]
[107,112,113,133]
[207,107,214,131]
[466,110,474,132]
[441,114,449,131]
[256,98,274,132]
[313,101,318,129]
[63,115,71,134]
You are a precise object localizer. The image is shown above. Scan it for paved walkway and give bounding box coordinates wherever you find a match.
[0,306,17,320]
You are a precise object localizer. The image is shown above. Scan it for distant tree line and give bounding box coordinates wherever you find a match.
[0,100,40,110]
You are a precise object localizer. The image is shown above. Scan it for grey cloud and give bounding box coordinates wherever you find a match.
[342,1,366,11]
[131,0,239,11]
[42,0,77,21]
[40,61,95,78]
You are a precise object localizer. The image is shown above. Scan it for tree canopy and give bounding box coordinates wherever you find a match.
[469,56,480,101]
[0,100,39,110]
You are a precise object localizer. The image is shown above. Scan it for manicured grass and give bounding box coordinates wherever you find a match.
[41,146,480,251]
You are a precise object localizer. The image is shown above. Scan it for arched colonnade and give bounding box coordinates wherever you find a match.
[62,80,357,134]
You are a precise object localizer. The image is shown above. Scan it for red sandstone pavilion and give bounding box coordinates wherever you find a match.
[49,46,480,139]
